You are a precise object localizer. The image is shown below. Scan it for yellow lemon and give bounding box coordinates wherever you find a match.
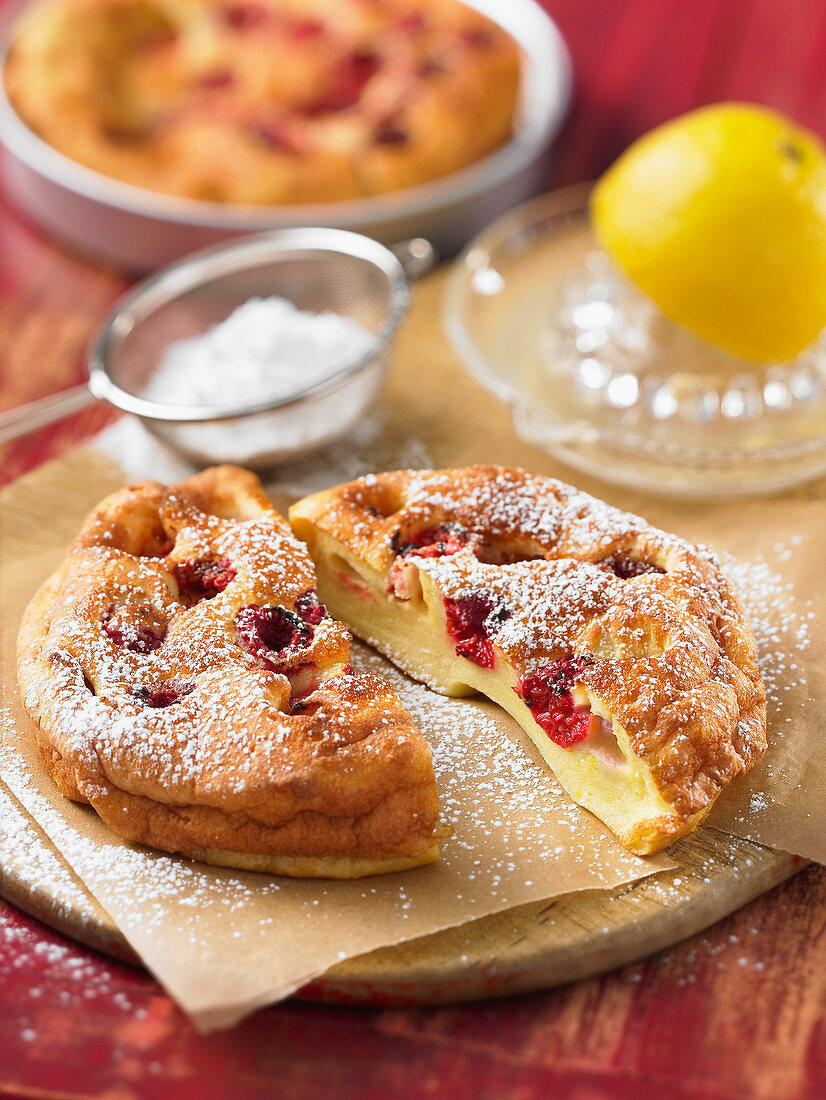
[590,103,826,362]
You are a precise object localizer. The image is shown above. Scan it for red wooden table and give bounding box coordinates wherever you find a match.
[2,2,826,1097]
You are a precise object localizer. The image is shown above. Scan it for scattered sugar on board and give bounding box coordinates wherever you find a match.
[1,782,96,914]
[713,542,813,827]
[0,890,147,1045]
[0,802,129,1039]
[721,545,811,706]
[143,296,375,408]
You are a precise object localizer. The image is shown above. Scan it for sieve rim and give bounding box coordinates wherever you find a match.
[87,227,410,423]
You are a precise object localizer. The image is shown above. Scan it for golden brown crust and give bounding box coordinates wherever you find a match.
[290,466,767,842]
[17,465,439,877]
[5,0,521,205]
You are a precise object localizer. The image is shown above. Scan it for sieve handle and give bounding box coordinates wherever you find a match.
[392,238,438,281]
[0,384,99,445]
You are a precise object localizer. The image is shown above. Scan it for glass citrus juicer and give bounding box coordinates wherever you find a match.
[445,105,826,499]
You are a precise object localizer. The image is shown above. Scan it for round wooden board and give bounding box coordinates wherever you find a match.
[1,780,800,1006]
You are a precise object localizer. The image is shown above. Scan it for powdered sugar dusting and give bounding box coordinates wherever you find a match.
[710,541,814,830]
[723,545,811,707]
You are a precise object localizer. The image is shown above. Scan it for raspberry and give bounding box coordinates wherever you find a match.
[198,69,234,89]
[174,558,236,605]
[418,59,445,77]
[291,18,324,39]
[236,605,313,670]
[389,525,475,598]
[133,679,193,708]
[253,118,300,154]
[302,50,380,115]
[599,554,665,579]
[374,126,408,146]
[293,589,330,626]
[461,28,496,48]
[221,4,268,30]
[443,593,510,669]
[397,524,470,559]
[102,609,165,654]
[399,13,427,30]
[515,657,594,747]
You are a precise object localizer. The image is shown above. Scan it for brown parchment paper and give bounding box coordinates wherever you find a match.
[2,269,824,1030]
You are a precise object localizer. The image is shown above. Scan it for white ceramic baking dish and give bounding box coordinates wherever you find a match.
[0,0,572,271]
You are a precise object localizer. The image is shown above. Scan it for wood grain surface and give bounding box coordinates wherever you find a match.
[2,1,826,1097]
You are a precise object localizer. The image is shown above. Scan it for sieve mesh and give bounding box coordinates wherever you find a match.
[94,234,408,468]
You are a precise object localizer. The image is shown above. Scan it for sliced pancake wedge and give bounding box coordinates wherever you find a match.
[290,466,767,855]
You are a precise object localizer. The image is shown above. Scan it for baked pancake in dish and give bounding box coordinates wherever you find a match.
[290,466,767,855]
[17,466,440,877]
[4,0,521,204]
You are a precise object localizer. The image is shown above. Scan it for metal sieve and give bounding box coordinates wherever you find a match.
[0,228,432,466]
